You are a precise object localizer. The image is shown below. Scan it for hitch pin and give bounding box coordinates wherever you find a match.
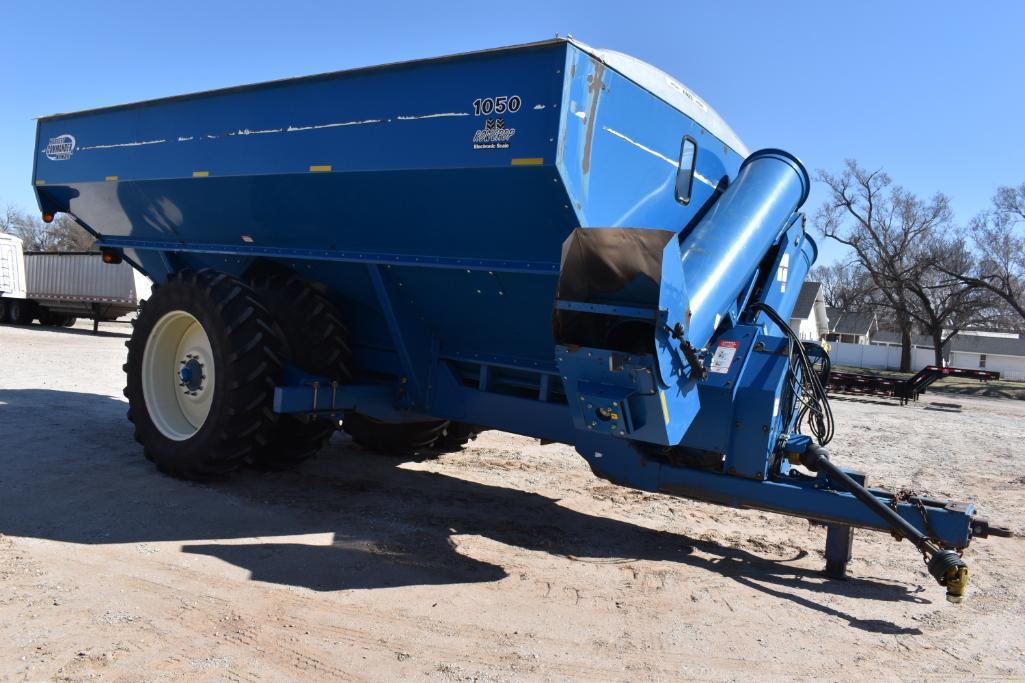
[310,381,320,416]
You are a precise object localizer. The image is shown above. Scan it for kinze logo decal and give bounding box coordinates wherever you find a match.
[45,134,76,161]
[473,119,516,149]
[471,94,520,150]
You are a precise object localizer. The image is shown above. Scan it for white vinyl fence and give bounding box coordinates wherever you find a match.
[828,342,933,371]
[827,341,1025,382]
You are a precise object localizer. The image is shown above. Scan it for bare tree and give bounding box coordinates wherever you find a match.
[0,204,21,234]
[810,261,873,310]
[47,214,96,251]
[938,183,1025,324]
[0,201,94,251]
[906,235,999,365]
[12,213,54,250]
[814,160,952,371]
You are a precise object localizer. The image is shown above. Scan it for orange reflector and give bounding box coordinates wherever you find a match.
[42,213,54,223]
[99,248,123,265]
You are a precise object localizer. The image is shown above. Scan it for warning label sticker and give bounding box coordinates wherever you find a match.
[709,340,740,374]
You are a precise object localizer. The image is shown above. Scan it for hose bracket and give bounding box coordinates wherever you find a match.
[668,322,707,381]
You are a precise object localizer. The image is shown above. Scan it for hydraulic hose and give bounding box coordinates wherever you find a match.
[801,445,970,603]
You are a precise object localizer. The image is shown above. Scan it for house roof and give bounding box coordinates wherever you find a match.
[871,330,934,347]
[871,330,1025,357]
[826,308,876,336]
[948,333,1025,357]
[791,281,821,320]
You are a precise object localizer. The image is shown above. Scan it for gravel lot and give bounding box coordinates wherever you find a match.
[2,320,1024,681]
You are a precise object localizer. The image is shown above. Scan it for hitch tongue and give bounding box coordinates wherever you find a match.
[800,445,970,603]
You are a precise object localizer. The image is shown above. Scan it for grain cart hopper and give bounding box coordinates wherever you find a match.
[31,38,1008,601]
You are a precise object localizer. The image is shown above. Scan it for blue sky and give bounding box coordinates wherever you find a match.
[2,1,1023,264]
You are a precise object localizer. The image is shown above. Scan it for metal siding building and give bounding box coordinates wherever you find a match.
[871,329,1025,381]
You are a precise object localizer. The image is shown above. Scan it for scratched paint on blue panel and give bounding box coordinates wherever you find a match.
[557,43,742,231]
[34,44,566,186]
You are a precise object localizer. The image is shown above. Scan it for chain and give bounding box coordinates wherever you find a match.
[889,488,938,558]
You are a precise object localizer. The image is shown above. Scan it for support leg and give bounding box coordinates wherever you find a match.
[93,318,99,334]
[824,523,853,579]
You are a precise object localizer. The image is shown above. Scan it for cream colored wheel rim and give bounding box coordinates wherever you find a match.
[142,310,215,441]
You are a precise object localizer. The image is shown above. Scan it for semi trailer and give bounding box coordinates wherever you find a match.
[0,248,150,329]
[31,38,1008,601]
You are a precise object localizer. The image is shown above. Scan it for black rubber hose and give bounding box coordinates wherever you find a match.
[746,302,833,445]
[801,444,969,599]
[801,445,935,554]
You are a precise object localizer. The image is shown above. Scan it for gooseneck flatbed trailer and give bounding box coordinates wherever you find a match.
[31,38,1008,601]
[828,365,1001,405]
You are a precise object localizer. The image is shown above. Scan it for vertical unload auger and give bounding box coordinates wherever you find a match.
[554,149,1010,603]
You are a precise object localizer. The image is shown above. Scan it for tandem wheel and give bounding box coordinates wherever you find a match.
[124,269,286,479]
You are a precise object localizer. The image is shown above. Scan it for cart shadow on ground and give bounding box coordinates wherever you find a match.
[0,388,926,635]
[826,394,911,408]
[922,402,964,412]
[829,393,967,412]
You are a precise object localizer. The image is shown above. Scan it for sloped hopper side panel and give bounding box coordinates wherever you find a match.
[553,227,675,352]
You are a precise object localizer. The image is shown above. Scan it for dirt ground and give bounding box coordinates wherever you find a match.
[2,321,1024,682]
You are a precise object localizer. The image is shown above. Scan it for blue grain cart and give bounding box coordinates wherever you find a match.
[32,38,1006,599]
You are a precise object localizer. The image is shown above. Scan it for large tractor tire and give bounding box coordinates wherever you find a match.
[247,270,352,470]
[123,269,285,480]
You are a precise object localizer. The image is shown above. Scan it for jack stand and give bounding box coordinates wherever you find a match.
[824,523,853,579]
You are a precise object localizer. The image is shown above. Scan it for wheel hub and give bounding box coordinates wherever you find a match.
[141,310,216,441]
[178,355,205,393]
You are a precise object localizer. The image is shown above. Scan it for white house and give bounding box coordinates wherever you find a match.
[947,334,1025,380]
[823,308,877,345]
[871,329,1025,381]
[789,281,830,341]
